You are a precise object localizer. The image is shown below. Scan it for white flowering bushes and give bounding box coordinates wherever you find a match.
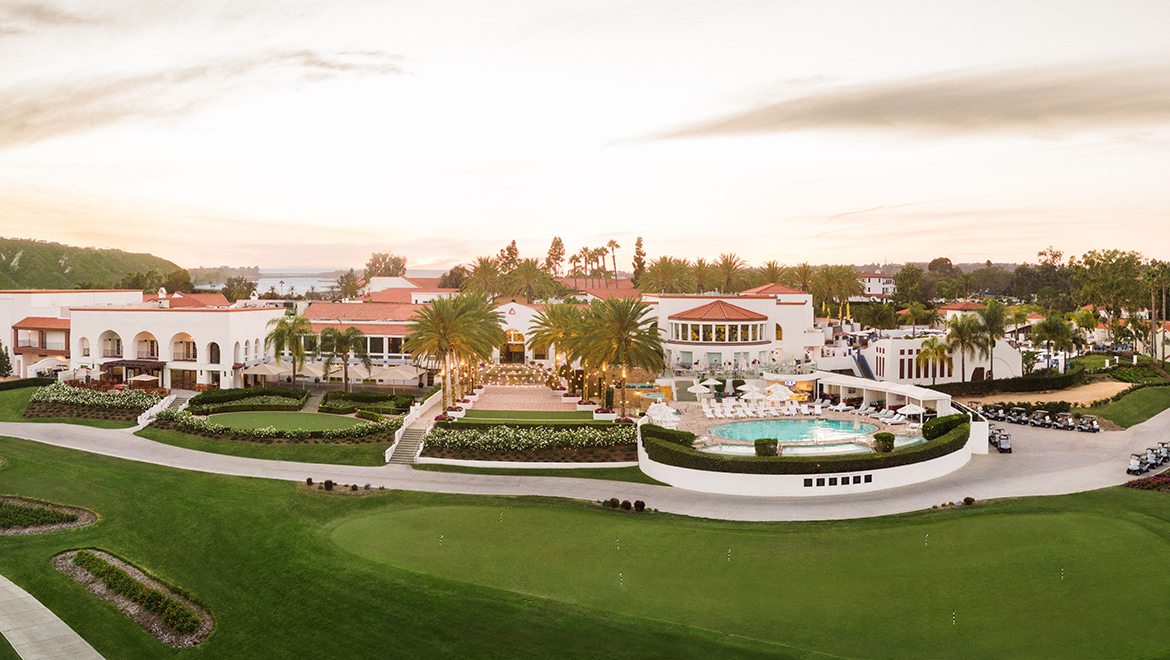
[423,424,636,452]
[152,409,402,443]
[31,383,162,410]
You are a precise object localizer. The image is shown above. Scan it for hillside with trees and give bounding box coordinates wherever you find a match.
[0,237,180,289]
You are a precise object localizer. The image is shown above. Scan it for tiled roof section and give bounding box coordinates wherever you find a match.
[0,289,138,294]
[13,316,70,330]
[364,287,458,303]
[310,322,410,336]
[304,302,424,322]
[143,292,230,307]
[939,301,987,311]
[857,272,889,279]
[740,283,807,296]
[668,300,768,322]
[403,277,446,289]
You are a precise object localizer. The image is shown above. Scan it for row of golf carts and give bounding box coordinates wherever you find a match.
[973,402,1100,432]
[1127,443,1170,475]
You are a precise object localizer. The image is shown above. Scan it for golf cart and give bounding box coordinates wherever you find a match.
[1007,407,1029,424]
[1052,412,1076,431]
[1076,415,1100,433]
[1029,410,1052,428]
[1147,447,1165,468]
[1159,442,1170,464]
[1127,453,1148,475]
[996,435,1012,453]
[984,404,1006,422]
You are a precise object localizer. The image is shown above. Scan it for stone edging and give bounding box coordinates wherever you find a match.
[416,457,640,469]
[0,496,97,536]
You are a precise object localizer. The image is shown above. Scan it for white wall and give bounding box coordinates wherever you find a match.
[1,290,143,377]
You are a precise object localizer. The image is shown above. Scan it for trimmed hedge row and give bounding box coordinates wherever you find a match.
[642,422,970,475]
[928,365,1085,396]
[71,550,200,634]
[641,424,697,447]
[190,394,308,415]
[435,419,633,431]
[0,377,55,391]
[188,386,306,407]
[319,402,408,415]
[923,413,967,440]
[323,391,414,406]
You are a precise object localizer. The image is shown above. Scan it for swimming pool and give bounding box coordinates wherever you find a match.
[699,419,926,456]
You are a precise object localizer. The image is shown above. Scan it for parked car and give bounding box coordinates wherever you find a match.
[1077,415,1100,433]
[1029,410,1052,428]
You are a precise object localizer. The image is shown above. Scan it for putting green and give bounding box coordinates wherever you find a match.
[332,504,1170,659]
[209,411,364,431]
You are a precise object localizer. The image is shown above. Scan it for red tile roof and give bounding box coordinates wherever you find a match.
[857,272,889,279]
[143,292,230,307]
[310,322,410,336]
[304,302,424,322]
[13,316,70,330]
[740,283,807,296]
[939,301,986,311]
[668,300,768,322]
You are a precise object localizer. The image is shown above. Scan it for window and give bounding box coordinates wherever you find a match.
[707,352,721,366]
[702,325,712,342]
[829,477,838,486]
[729,325,738,342]
[852,476,861,484]
[864,474,873,483]
[899,359,905,379]
[816,478,825,486]
[369,337,384,353]
[208,343,220,364]
[715,325,727,342]
[804,478,813,487]
[775,323,783,341]
[680,351,693,365]
[690,325,700,341]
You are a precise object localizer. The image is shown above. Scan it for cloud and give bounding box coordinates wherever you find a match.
[0,50,404,148]
[0,2,94,33]
[643,62,1170,140]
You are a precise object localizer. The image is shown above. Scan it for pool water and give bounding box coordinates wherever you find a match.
[700,419,926,456]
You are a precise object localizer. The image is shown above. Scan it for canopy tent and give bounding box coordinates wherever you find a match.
[27,356,68,373]
[898,403,927,417]
[815,372,952,416]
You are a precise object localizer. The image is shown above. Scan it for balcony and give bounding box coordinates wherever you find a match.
[173,353,198,362]
[15,340,69,356]
[138,351,160,360]
[103,349,122,358]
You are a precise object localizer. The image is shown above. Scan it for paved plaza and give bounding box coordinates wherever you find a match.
[471,386,584,411]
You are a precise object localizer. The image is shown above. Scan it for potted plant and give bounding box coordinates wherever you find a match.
[593,407,618,421]
[577,399,599,412]
[446,405,466,419]
[562,392,581,404]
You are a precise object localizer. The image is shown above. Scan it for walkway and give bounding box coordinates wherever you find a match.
[471,387,580,411]
[0,574,104,660]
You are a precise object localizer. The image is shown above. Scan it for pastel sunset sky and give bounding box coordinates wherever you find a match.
[2,0,1169,270]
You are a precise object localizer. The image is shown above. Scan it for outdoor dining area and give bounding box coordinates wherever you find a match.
[241,360,429,391]
[57,366,170,396]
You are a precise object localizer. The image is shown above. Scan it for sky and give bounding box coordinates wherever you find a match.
[2,0,1169,271]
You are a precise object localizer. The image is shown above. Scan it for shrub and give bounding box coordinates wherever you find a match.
[31,382,161,410]
[620,500,632,510]
[754,439,778,457]
[640,424,696,447]
[0,377,55,391]
[873,432,895,453]
[423,425,635,452]
[963,496,975,506]
[923,414,968,440]
[634,500,645,512]
[609,497,620,508]
[188,386,306,407]
[305,477,313,486]
[324,480,333,491]
[71,550,200,634]
[928,364,1085,396]
[350,484,358,492]
[0,501,78,529]
[731,379,745,395]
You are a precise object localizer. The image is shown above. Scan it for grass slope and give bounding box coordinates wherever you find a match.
[0,237,178,289]
[413,464,667,486]
[333,496,1170,660]
[0,436,806,660]
[0,633,17,660]
[1085,386,1170,428]
[208,411,364,431]
[136,428,388,466]
[0,388,135,429]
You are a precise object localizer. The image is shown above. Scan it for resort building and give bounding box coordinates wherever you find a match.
[850,272,896,302]
[302,301,421,365]
[362,276,459,303]
[938,301,986,321]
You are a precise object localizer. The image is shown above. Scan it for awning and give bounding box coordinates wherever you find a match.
[102,359,166,370]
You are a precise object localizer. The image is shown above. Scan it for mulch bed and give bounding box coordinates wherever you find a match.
[24,402,142,422]
[53,549,214,648]
[149,420,395,445]
[421,443,637,463]
[0,496,96,536]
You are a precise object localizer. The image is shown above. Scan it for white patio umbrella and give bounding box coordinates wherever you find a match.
[742,390,766,401]
[242,361,290,377]
[736,382,760,392]
[128,374,158,382]
[376,364,426,381]
[298,362,326,379]
[899,403,927,417]
[29,356,68,372]
[326,363,371,381]
[699,378,722,387]
[765,383,791,394]
[766,391,792,404]
[686,383,711,395]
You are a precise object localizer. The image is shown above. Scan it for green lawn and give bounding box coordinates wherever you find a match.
[1085,386,1170,428]
[208,411,364,431]
[0,631,17,660]
[413,464,668,486]
[136,427,388,466]
[0,387,135,429]
[1074,353,1160,370]
[464,409,593,421]
[0,436,803,660]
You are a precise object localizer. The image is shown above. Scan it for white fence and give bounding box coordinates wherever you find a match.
[384,389,444,463]
[136,394,176,427]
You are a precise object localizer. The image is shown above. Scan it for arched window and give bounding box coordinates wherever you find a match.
[208,342,221,364]
[775,323,783,341]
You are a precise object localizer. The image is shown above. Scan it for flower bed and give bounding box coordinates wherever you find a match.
[24,401,143,422]
[0,497,95,535]
[1125,474,1170,491]
[318,391,414,415]
[152,409,401,444]
[55,549,213,647]
[421,444,636,463]
[423,424,636,452]
[187,388,307,415]
[25,382,160,420]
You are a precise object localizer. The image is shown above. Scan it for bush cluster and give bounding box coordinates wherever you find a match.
[922,414,969,440]
[422,424,635,452]
[1110,367,1164,384]
[153,409,402,442]
[0,501,78,529]
[754,439,778,457]
[0,377,55,391]
[873,432,895,453]
[435,419,631,431]
[318,391,414,415]
[31,382,161,410]
[928,365,1085,396]
[1082,380,1170,408]
[642,422,970,475]
[188,386,304,406]
[1125,474,1170,491]
[71,550,200,634]
[640,424,696,447]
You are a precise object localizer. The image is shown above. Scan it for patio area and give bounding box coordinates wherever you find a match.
[472,386,582,411]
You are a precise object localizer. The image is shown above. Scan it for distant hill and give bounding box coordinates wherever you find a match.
[0,237,180,290]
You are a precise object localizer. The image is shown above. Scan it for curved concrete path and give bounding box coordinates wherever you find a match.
[2,409,1166,522]
[0,574,103,660]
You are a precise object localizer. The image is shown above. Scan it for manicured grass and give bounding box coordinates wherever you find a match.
[464,409,593,421]
[0,631,18,660]
[0,436,803,660]
[413,464,668,486]
[1075,353,1159,370]
[136,428,388,466]
[0,388,135,429]
[1085,386,1170,428]
[208,411,364,431]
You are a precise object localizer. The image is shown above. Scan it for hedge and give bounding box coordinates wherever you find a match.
[642,422,970,475]
[71,550,201,634]
[928,364,1085,396]
[1080,380,1170,408]
[318,402,409,416]
[322,391,414,407]
[0,377,56,391]
[435,419,633,431]
[641,424,697,447]
[923,414,967,440]
[754,439,778,457]
[188,387,306,407]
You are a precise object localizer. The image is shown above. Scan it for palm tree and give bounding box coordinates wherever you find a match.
[578,297,664,418]
[715,253,748,293]
[527,303,582,388]
[403,293,505,411]
[643,256,694,293]
[692,258,714,293]
[945,314,985,383]
[915,337,951,385]
[568,254,582,289]
[592,247,609,288]
[506,258,554,303]
[976,299,1007,381]
[464,257,501,298]
[265,314,315,387]
[607,239,621,287]
[575,247,592,288]
[785,262,816,292]
[1009,308,1030,341]
[316,324,373,393]
[758,260,786,285]
[904,302,927,337]
[1034,316,1074,376]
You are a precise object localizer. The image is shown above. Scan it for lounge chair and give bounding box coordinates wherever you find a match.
[800,404,811,416]
[856,405,875,416]
[872,409,895,419]
[813,404,823,417]
[886,415,907,425]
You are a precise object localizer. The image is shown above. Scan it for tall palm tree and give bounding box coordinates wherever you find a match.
[976,299,1007,381]
[403,293,505,411]
[758,260,786,285]
[915,337,951,385]
[785,262,816,292]
[607,239,621,287]
[506,258,554,303]
[1033,316,1073,376]
[578,297,664,418]
[568,254,582,289]
[945,314,986,383]
[464,257,501,298]
[265,314,315,387]
[316,325,373,393]
[592,247,609,288]
[527,303,582,388]
[692,258,714,293]
[832,265,864,321]
[575,247,592,288]
[715,253,748,293]
[1009,308,1030,341]
[904,302,927,337]
[644,256,694,293]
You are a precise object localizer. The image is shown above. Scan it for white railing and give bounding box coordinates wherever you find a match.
[383,389,444,463]
[137,394,175,427]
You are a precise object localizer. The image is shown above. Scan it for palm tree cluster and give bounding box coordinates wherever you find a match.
[528,298,663,418]
[265,314,375,392]
[403,293,506,413]
[454,239,630,303]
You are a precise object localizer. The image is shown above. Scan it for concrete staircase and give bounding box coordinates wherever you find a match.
[304,391,325,412]
[166,396,187,412]
[388,428,425,465]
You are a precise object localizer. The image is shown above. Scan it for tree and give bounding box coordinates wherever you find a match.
[631,237,647,287]
[0,342,12,378]
[976,299,1007,380]
[222,276,256,301]
[606,239,620,286]
[316,325,372,393]
[692,259,714,293]
[785,262,816,292]
[915,337,950,385]
[364,252,408,280]
[1074,249,1145,344]
[893,264,927,306]
[497,241,521,274]
[403,293,505,411]
[945,314,986,382]
[527,303,583,389]
[438,265,469,289]
[505,259,556,303]
[714,253,748,293]
[335,269,362,299]
[580,298,665,418]
[928,257,958,278]
[545,237,566,276]
[1033,315,1074,376]
[575,247,592,288]
[464,257,501,298]
[265,314,315,387]
[758,260,786,285]
[568,254,583,289]
[643,257,694,293]
[1010,308,1031,341]
[904,302,927,337]
[162,269,195,294]
[1073,307,1097,343]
